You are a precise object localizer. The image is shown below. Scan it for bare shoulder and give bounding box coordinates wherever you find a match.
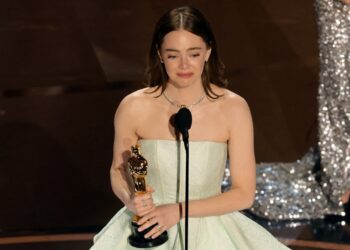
[113,87,162,138]
[210,85,250,113]
[222,89,250,110]
[209,87,254,142]
[212,87,252,127]
[117,87,160,113]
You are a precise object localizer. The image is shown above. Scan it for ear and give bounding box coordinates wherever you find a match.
[205,48,212,62]
[157,50,163,63]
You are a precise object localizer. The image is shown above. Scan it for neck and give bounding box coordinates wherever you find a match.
[165,82,205,105]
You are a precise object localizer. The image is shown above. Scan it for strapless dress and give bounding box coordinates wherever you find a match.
[91,140,289,250]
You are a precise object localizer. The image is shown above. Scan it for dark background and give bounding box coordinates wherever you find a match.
[0,0,319,233]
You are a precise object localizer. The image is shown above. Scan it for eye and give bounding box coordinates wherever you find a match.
[167,55,177,59]
[190,53,200,58]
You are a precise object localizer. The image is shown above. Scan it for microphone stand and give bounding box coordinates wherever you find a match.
[183,133,189,250]
[174,107,192,250]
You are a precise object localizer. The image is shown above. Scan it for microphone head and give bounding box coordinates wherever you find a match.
[174,107,192,133]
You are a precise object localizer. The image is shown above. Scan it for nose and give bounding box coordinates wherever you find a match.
[179,55,189,69]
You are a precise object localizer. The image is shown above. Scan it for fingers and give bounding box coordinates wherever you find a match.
[137,215,166,239]
[132,193,154,216]
[137,213,156,229]
[137,203,155,217]
[145,224,166,239]
[133,194,153,208]
[136,204,181,239]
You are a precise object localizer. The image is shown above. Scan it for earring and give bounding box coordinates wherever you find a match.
[160,58,164,64]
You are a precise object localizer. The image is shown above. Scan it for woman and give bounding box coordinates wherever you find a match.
[91,6,289,249]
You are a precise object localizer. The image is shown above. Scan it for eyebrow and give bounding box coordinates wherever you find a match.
[164,47,202,52]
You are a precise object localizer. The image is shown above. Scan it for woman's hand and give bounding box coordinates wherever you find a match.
[126,186,155,217]
[137,203,181,239]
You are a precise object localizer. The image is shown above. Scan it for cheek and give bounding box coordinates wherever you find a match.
[196,60,206,73]
[192,56,206,68]
[163,63,176,76]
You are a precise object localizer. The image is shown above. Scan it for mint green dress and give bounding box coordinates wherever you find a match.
[91,140,289,250]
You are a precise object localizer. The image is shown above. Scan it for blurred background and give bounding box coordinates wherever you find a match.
[0,0,321,249]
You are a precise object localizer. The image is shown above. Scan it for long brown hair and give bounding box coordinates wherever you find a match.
[144,6,228,99]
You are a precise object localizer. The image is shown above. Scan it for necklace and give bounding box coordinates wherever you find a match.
[163,90,205,109]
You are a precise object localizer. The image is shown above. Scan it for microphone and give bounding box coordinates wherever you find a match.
[174,107,192,142]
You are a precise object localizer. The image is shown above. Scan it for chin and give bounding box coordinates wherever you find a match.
[171,78,199,88]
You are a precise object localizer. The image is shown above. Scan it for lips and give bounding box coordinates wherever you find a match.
[176,72,194,78]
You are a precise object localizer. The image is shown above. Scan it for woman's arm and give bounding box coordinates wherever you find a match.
[110,93,155,217]
[183,95,256,216]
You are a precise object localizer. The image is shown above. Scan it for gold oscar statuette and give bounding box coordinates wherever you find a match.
[127,144,168,248]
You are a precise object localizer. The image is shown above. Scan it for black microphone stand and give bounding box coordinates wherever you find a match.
[183,132,189,250]
[174,107,192,250]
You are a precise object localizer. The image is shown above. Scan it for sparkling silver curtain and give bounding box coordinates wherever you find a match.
[316,0,350,214]
[223,0,350,220]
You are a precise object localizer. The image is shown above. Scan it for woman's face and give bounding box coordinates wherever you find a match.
[159,29,211,88]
